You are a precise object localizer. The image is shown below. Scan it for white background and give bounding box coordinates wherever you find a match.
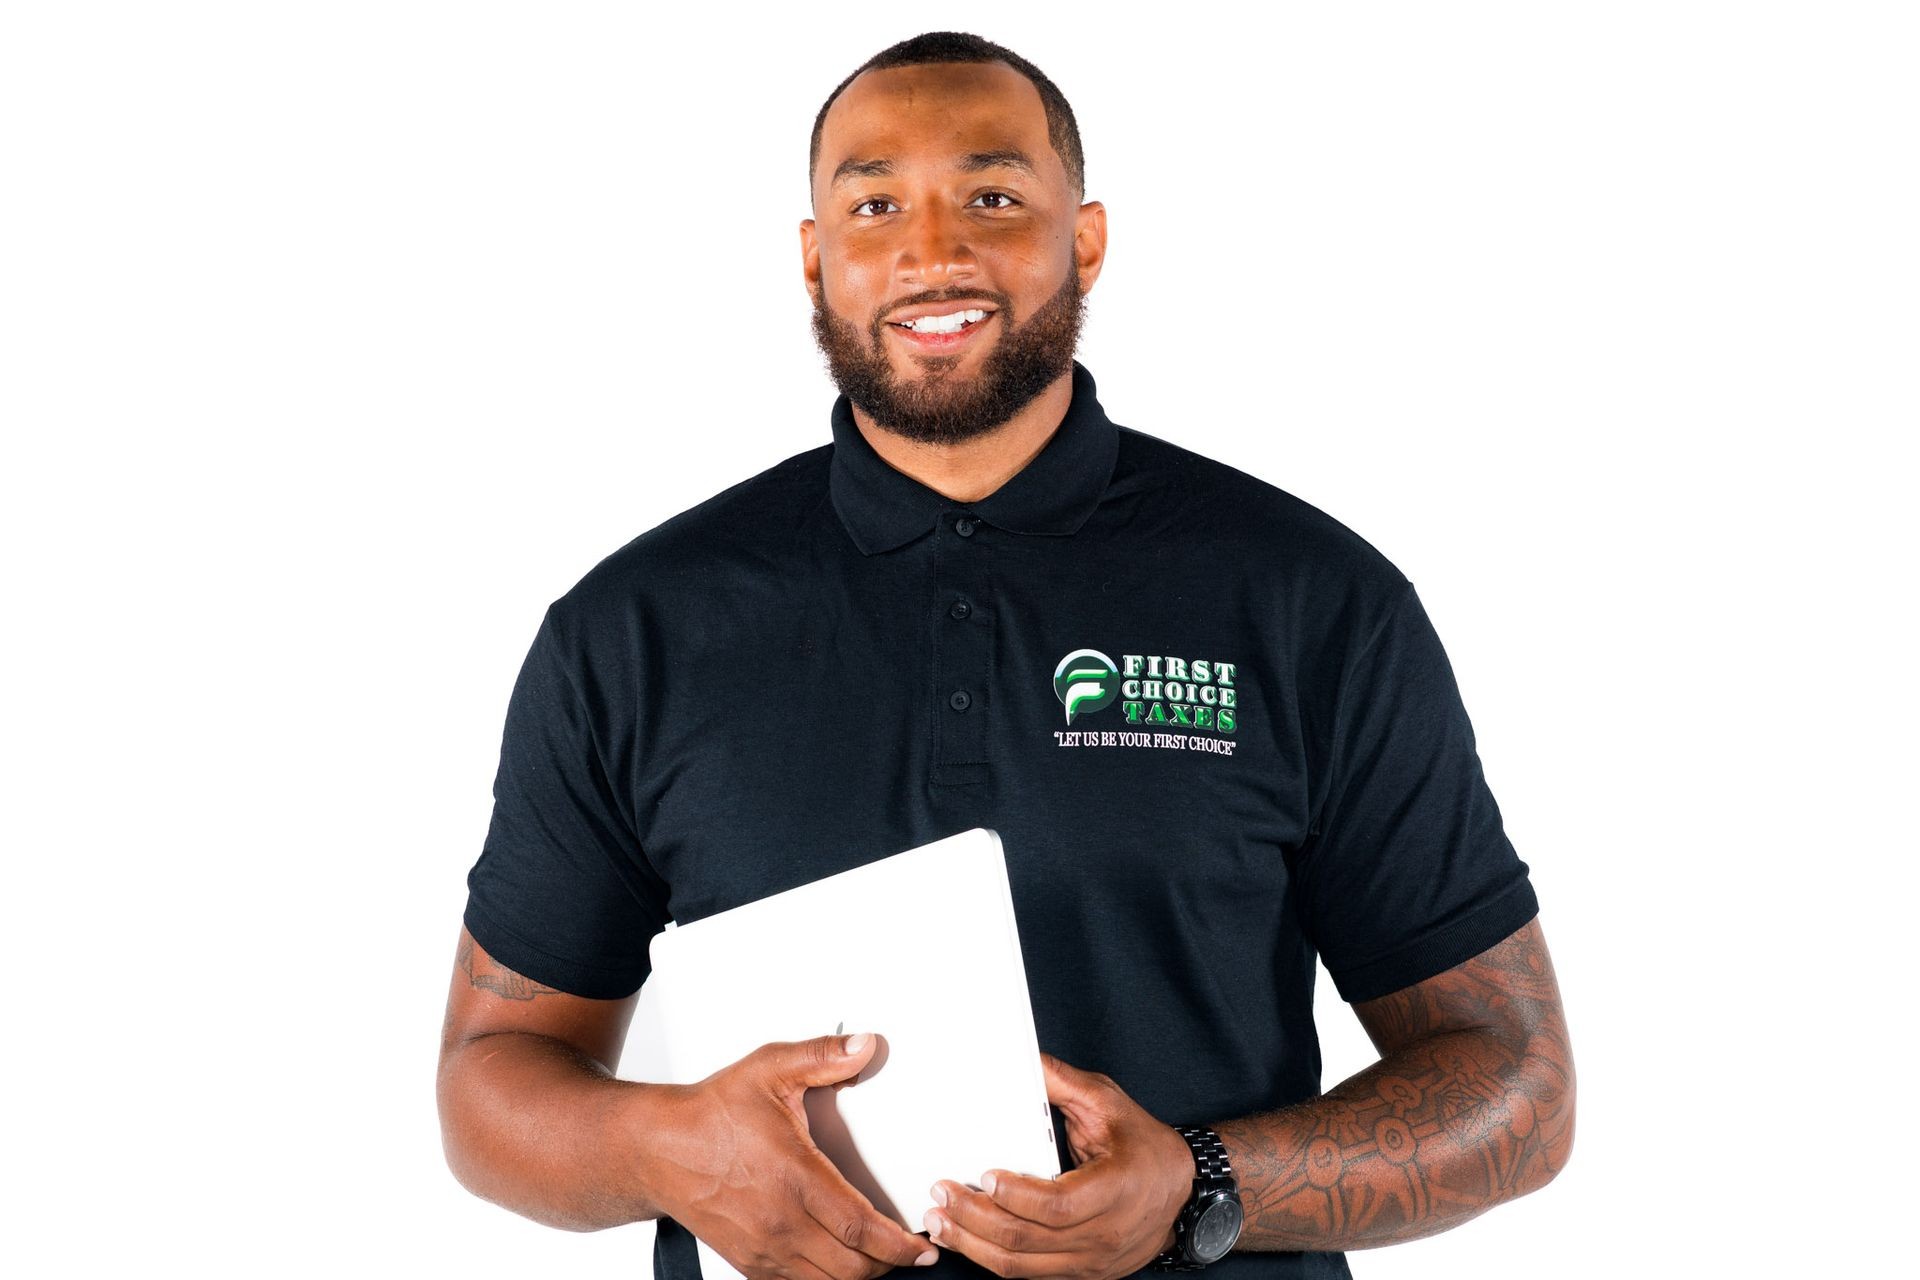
[5,2,1915,1276]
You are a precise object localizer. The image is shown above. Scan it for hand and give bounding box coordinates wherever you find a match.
[922,1052,1196,1280]
[657,1033,937,1280]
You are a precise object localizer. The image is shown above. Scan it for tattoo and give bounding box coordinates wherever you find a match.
[1221,919,1575,1250]
[456,933,562,1001]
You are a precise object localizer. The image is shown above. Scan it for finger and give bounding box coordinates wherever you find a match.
[789,1216,920,1280]
[792,1149,934,1269]
[720,1230,846,1280]
[764,1084,930,1268]
[924,1194,1088,1279]
[785,1252,844,1280]
[933,1178,1081,1253]
[971,1165,1109,1231]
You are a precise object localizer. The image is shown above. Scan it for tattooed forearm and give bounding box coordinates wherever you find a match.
[1216,919,1574,1252]
[456,934,562,1001]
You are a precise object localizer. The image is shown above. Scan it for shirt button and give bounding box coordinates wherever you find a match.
[955,516,977,537]
[948,689,972,711]
[949,599,972,620]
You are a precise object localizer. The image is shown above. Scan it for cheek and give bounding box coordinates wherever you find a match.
[983,230,1069,282]
[821,253,893,317]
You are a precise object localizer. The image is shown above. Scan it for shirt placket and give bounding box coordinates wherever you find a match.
[931,508,994,787]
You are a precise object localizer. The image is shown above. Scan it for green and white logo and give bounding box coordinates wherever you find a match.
[1049,648,1242,738]
[1053,648,1119,725]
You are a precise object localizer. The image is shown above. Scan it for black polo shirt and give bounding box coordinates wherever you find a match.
[463,359,1538,1280]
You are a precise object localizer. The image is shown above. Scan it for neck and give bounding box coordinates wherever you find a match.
[849,369,1075,505]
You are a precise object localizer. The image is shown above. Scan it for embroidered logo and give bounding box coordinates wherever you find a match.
[1049,649,1242,756]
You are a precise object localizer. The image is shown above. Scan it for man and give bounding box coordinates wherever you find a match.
[438,30,1575,1280]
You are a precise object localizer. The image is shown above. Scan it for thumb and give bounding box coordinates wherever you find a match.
[1041,1052,1120,1124]
[763,1032,878,1091]
[1040,1052,1126,1164]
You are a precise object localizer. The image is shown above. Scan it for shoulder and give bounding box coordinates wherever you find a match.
[544,441,833,636]
[1111,424,1410,602]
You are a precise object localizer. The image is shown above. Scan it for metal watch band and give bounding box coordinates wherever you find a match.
[1151,1125,1238,1271]
[1174,1124,1234,1181]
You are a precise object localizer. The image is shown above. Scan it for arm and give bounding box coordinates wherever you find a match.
[436,924,682,1232]
[438,925,942,1273]
[919,919,1573,1278]
[1209,915,1575,1251]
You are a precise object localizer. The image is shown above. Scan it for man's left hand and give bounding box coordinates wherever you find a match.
[923,1051,1196,1280]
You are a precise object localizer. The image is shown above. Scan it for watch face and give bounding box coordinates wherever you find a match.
[1191,1197,1244,1263]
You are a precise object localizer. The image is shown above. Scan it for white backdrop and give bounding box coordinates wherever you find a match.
[5,3,1914,1276]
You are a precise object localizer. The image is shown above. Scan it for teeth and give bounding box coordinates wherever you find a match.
[900,308,986,334]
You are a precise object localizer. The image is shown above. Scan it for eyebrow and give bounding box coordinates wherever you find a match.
[830,148,1041,189]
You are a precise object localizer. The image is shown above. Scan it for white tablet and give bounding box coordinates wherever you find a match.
[618,826,1061,1279]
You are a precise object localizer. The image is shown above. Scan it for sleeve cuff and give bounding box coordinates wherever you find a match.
[1326,876,1540,1004]
[462,896,650,1000]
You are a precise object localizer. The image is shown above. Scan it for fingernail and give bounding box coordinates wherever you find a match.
[844,1033,869,1054]
[982,1171,998,1196]
[916,1249,939,1266]
[930,1182,948,1207]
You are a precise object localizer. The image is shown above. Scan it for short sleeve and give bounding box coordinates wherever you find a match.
[1297,582,1537,1003]
[462,605,670,999]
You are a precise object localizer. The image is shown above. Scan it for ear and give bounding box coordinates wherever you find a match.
[1072,200,1107,295]
[800,218,821,301]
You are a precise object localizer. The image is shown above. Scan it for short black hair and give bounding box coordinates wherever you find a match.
[809,31,1085,204]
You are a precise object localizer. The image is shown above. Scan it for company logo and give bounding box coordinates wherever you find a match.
[1049,649,1241,735]
[1053,648,1119,725]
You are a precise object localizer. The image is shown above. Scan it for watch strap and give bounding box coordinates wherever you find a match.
[1151,1125,1238,1271]
[1176,1124,1233,1181]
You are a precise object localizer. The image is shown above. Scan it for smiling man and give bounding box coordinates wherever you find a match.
[439,30,1574,1280]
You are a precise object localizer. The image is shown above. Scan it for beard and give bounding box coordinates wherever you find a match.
[809,257,1087,447]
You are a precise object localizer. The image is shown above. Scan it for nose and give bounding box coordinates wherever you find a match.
[895,199,977,290]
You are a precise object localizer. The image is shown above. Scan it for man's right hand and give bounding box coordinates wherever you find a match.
[653,1032,938,1280]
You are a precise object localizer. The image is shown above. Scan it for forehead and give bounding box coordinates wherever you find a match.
[817,61,1056,187]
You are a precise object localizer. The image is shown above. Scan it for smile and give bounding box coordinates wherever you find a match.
[888,308,995,350]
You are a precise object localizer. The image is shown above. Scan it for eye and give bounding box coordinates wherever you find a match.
[852,198,898,217]
[971,191,1020,210]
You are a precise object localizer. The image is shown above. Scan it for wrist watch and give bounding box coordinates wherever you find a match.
[1150,1124,1244,1270]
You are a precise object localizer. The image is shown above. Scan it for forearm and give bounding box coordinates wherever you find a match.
[1215,1012,1572,1250]
[437,1030,685,1232]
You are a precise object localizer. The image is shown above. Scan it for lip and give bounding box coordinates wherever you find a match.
[886,309,995,352]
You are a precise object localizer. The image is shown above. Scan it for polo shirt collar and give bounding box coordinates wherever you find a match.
[829,358,1120,556]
